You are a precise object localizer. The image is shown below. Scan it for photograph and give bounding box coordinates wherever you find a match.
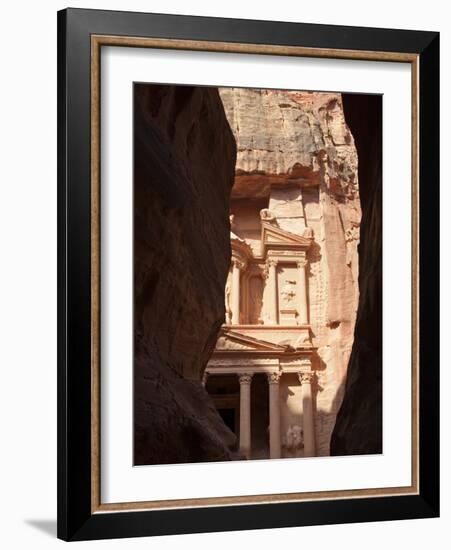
[0,0,444,546]
[53,6,440,541]
[133,83,382,465]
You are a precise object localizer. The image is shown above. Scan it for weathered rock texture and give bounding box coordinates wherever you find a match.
[330,94,383,455]
[219,88,361,455]
[133,84,238,465]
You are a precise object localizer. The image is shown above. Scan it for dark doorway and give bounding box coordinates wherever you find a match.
[218,408,236,433]
[250,373,270,459]
[205,374,240,438]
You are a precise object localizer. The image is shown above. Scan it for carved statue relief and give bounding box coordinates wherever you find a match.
[248,275,264,325]
[281,279,297,305]
[282,424,304,452]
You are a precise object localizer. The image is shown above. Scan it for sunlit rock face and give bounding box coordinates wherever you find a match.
[216,88,362,456]
[133,84,237,465]
[330,94,383,455]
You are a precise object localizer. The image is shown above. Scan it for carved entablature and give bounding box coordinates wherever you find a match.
[269,250,306,258]
[280,357,313,374]
[280,357,312,367]
[205,358,281,378]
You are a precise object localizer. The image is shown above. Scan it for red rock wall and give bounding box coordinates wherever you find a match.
[133,84,238,465]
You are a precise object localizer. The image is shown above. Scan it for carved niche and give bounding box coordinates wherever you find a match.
[247,275,264,325]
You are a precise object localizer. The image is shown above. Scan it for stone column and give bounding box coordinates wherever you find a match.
[297,259,309,325]
[231,258,242,325]
[267,372,282,459]
[298,372,315,457]
[238,373,253,458]
[266,258,279,325]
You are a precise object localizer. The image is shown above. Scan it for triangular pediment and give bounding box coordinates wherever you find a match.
[215,329,291,352]
[261,222,312,249]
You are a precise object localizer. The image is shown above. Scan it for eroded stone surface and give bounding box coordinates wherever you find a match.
[134,84,238,465]
[220,88,358,197]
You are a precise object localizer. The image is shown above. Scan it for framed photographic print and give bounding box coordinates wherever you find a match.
[57,8,439,541]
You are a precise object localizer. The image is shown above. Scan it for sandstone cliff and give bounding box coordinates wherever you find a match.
[134,84,237,465]
[330,94,383,455]
[219,88,361,454]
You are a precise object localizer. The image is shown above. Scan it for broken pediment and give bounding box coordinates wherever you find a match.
[216,329,294,352]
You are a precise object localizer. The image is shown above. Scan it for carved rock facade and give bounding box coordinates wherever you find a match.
[204,89,361,459]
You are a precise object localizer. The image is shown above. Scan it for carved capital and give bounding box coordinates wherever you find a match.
[267,371,282,384]
[238,373,253,385]
[296,259,307,269]
[231,257,245,270]
[267,258,278,269]
[298,371,314,385]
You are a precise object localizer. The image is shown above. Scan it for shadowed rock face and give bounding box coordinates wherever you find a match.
[133,84,237,465]
[330,94,383,455]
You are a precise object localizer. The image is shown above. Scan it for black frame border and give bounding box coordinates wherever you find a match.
[57,8,439,541]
